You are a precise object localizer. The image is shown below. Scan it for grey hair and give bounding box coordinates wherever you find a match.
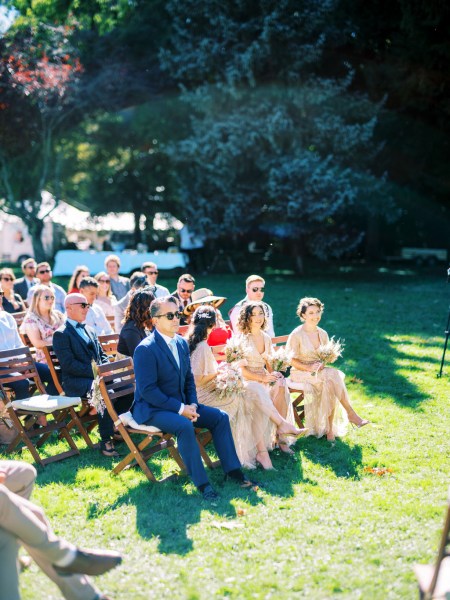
[149,295,178,318]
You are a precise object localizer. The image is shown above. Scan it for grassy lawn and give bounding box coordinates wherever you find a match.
[2,268,450,599]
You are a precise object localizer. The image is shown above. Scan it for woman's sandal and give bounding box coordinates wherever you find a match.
[277,438,295,455]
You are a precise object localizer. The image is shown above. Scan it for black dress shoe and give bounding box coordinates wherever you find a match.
[201,484,220,501]
[100,441,119,457]
[54,549,122,576]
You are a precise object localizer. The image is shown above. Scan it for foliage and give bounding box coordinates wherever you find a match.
[2,271,449,599]
[161,0,395,270]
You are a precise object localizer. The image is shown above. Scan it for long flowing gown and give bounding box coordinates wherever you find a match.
[190,340,269,468]
[240,332,297,448]
[286,325,348,438]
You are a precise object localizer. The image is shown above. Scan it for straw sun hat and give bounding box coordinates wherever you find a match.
[183,288,226,316]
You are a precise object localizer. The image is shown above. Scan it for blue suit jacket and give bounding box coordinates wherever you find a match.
[53,321,109,397]
[132,329,198,425]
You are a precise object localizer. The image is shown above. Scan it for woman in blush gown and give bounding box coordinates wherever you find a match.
[286,297,369,442]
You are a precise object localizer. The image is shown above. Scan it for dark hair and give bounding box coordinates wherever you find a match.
[79,276,98,289]
[149,295,178,318]
[130,271,147,288]
[187,306,217,353]
[296,297,324,321]
[123,289,155,328]
[237,301,267,334]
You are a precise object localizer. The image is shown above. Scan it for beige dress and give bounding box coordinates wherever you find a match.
[190,340,268,468]
[286,325,348,438]
[240,332,296,448]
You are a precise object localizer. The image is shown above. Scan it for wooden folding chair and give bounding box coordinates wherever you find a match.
[98,333,119,362]
[11,311,27,328]
[0,347,81,466]
[41,345,98,448]
[271,334,305,426]
[106,314,116,332]
[97,358,186,482]
[414,489,450,599]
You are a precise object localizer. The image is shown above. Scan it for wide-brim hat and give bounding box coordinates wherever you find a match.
[184,287,226,316]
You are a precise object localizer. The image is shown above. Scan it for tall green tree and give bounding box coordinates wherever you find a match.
[161,0,396,271]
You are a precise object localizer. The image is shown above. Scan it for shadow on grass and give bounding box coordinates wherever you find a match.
[301,437,363,480]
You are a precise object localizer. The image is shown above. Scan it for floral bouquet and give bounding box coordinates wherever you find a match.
[267,347,293,376]
[215,364,245,400]
[224,336,250,367]
[307,338,344,376]
[87,360,106,416]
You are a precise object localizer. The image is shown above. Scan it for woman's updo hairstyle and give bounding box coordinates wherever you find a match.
[237,301,267,334]
[296,297,324,321]
[187,305,217,353]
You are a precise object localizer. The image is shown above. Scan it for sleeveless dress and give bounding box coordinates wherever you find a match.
[190,340,269,468]
[240,332,297,448]
[286,325,348,438]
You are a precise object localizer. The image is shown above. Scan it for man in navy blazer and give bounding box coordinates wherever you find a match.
[53,293,131,457]
[132,296,257,500]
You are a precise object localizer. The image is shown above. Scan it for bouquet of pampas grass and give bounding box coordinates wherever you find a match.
[216,364,245,399]
[224,336,250,366]
[307,338,344,376]
[267,346,293,374]
[87,360,106,416]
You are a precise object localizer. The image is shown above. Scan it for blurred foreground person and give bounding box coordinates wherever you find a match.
[0,459,122,600]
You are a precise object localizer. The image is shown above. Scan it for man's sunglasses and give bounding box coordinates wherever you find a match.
[71,302,91,309]
[38,269,51,274]
[0,277,14,282]
[251,287,265,292]
[43,295,55,301]
[179,288,194,294]
[154,311,181,320]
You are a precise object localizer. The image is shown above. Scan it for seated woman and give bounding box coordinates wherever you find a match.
[236,302,303,464]
[0,269,26,314]
[19,285,65,397]
[117,289,155,357]
[94,271,117,318]
[286,297,369,442]
[67,265,90,294]
[0,284,57,402]
[184,288,231,357]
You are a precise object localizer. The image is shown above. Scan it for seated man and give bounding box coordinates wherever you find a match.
[132,296,258,500]
[0,459,121,600]
[27,262,66,313]
[53,294,130,457]
[229,274,275,337]
[79,278,113,336]
[141,262,169,298]
[171,274,195,326]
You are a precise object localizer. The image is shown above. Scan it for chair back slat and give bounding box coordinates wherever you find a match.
[41,346,64,395]
[272,335,289,345]
[0,347,47,395]
[98,333,119,359]
[97,359,135,400]
[11,311,27,327]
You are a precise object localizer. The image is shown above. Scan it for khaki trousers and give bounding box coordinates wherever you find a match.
[0,460,100,600]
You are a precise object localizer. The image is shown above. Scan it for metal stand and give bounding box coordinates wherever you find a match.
[437,303,450,378]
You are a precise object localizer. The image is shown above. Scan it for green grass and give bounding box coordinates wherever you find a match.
[2,269,450,599]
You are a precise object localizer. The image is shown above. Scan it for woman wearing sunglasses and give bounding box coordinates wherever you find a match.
[0,268,26,314]
[93,271,117,318]
[19,286,65,372]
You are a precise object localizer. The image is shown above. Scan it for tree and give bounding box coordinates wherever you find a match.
[160,0,396,271]
[0,24,83,260]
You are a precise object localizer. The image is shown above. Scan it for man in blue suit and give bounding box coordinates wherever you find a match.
[132,296,256,500]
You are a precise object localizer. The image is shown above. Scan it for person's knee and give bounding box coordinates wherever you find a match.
[176,418,196,438]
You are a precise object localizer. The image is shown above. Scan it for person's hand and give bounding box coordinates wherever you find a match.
[0,471,6,484]
[310,362,323,372]
[261,372,277,384]
[273,371,284,380]
[182,404,200,422]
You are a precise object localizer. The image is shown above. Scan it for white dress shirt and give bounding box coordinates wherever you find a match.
[157,331,186,415]
[84,303,113,336]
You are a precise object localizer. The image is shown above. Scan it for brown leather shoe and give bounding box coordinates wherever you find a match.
[54,549,122,576]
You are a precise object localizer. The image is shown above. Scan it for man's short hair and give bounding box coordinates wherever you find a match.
[130,271,147,288]
[36,262,51,271]
[149,295,177,318]
[141,261,157,271]
[79,276,98,289]
[21,258,36,269]
[104,254,121,268]
[178,273,195,284]
[246,274,265,286]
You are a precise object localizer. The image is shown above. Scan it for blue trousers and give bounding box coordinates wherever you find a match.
[146,404,241,488]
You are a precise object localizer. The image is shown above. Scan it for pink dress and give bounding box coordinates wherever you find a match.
[286,325,348,438]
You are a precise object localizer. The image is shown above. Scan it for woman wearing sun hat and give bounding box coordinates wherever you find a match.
[183,288,231,350]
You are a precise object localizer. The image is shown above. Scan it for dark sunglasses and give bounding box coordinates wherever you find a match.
[43,295,55,301]
[251,287,265,292]
[154,311,181,320]
[98,279,110,283]
[25,265,36,269]
[38,269,51,274]
[179,288,194,294]
[71,302,91,309]
[0,291,4,297]
[0,277,14,282]
[147,271,159,275]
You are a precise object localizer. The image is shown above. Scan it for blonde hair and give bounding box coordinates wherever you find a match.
[94,271,113,297]
[29,285,59,323]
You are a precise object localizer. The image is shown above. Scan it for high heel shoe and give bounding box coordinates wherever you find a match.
[276,426,308,439]
[255,451,276,470]
[276,437,295,455]
[349,417,370,429]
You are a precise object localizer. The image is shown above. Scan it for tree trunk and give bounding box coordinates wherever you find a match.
[291,239,305,275]
[26,217,47,263]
